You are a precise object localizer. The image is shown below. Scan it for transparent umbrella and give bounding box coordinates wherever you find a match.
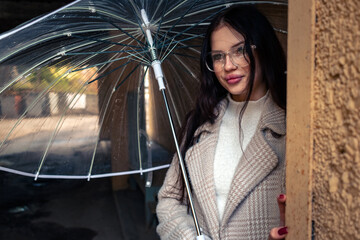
[0,0,287,237]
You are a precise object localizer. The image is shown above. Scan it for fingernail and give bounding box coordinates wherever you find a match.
[278,194,285,200]
[278,227,288,235]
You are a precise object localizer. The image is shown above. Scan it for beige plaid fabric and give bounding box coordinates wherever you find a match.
[156,95,286,240]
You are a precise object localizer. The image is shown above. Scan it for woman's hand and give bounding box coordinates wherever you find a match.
[268,194,288,240]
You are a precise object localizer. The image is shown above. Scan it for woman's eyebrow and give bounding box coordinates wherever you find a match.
[231,41,245,48]
[211,41,245,52]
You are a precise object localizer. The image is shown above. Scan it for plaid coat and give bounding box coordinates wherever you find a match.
[156,94,286,240]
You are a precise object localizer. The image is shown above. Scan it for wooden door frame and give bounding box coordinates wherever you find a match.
[286,0,315,238]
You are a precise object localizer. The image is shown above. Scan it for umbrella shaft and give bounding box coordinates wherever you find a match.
[161,89,202,236]
[142,9,201,235]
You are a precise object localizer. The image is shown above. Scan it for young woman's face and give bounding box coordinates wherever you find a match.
[210,25,266,102]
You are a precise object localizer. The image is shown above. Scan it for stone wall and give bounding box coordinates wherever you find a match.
[313,0,360,239]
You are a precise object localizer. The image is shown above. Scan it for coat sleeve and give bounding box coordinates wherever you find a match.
[156,155,198,240]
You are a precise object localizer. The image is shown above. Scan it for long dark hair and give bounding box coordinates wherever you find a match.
[175,5,286,203]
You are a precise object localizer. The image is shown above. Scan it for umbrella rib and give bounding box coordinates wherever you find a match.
[128,0,142,21]
[274,27,288,34]
[70,34,142,49]
[0,30,132,94]
[153,0,170,49]
[90,164,170,178]
[119,32,151,65]
[65,30,141,54]
[162,34,204,48]
[65,49,140,56]
[0,29,129,63]
[156,31,202,57]
[160,1,287,26]
[149,0,165,22]
[162,7,225,46]
[172,54,199,81]
[161,23,287,34]
[159,31,178,60]
[65,31,147,63]
[0,0,82,40]
[67,6,139,27]
[0,69,72,150]
[162,0,190,19]
[0,59,51,94]
[158,34,203,61]
[160,23,210,28]
[87,61,131,84]
[0,164,171,179]
[126,47,152,65]
[136,67,149,174]
[158,0,199,57]
[158,28,203,38]
[174,44,201,52]
[85,36,143,84]
[169,51,198,59]
[115,64,140,91]
[63,32,146,72]
[160,42,179,62]
[87,59,134,179]
[0,32,137,95]
[65,31,149,68]
[97,13,146,47]
[170,54,202,110]
[0,47,108,169]
[71,50,148,72]
[35,83,89,180]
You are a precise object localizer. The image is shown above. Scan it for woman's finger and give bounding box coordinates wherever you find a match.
[277,194,286,226]
[268,226,288,240]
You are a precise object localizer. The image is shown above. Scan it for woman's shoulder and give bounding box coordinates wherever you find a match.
[259,94,286,135]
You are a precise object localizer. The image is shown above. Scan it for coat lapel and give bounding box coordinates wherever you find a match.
[220,127,279,226]
[221,94,286,227]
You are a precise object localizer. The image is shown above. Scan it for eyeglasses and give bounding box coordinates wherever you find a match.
[205,43,256,72]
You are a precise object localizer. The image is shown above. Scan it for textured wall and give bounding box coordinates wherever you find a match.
[313,0,360,239]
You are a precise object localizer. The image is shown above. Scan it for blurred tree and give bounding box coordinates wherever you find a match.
[11,65,98,95]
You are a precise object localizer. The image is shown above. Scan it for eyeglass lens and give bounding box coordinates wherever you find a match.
[206,45,250,72]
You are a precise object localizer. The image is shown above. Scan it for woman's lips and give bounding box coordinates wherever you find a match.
[225,75,243,84]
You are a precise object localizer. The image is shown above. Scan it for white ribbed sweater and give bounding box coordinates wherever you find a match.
[214,93,267,220]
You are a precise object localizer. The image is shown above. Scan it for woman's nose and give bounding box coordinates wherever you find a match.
[223,54,237,71]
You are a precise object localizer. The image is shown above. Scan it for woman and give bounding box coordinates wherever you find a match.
[156,5,287,240]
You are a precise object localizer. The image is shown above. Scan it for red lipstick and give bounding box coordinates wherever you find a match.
[225,74,243,84]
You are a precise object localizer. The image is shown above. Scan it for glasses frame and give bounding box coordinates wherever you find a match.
[205,43,256,72]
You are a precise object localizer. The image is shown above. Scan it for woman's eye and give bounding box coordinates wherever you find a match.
[234,46,244,55]
[212,54,223,61]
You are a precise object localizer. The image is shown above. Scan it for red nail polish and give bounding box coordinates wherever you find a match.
[278,194,285,199]
[278,227,288,235]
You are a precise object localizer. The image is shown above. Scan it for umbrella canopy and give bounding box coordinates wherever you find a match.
[0,0,287,180]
